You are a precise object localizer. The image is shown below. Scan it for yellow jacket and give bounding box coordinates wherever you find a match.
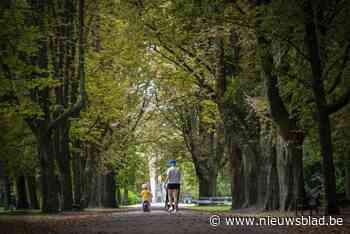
[141,189,152,202]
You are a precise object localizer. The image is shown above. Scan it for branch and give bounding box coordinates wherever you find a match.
[48,97,84,131]
[129,91,149,133]
[145,23,214,75]
[225,0,247,15]
[327,88,350,115]
[326,41,350,94]
[153,46,216,96]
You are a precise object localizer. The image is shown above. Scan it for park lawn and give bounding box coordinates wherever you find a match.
[188,205,231,213]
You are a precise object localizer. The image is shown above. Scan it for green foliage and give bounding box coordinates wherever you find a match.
[128,190,141,205]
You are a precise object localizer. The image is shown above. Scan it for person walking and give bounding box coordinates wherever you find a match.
[165,159,181,213]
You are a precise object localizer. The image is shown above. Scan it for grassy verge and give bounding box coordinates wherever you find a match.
[188,205,231,213]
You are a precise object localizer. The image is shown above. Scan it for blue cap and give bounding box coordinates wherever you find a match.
[169,159,176,166]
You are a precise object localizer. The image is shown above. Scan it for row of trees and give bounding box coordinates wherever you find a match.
[0,0,151,213]
[1,0,349,215]
[117,0,350,214]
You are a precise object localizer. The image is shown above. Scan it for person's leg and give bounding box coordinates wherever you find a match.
[165,187,169,209]
[171,189,175,209]
[168,189,174,210]
[173,189,178,210]
[176,185,180,209]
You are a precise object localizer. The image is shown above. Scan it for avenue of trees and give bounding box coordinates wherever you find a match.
[0,0,349,215]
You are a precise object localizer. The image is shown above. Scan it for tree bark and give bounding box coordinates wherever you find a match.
[123,187,128,206]
[55,121,73,211]
[26,176,39,209]
[303,0,339,214]
[345,162,350,200]
[103,171,117,207]
[73,149,82,206]
[15,175,29,209]
[261,128,280,210]
[116,183,121,206]
[242,147,258,207]
[257,31,305,211]
[182,106,221,198]
[38,133,60,213]
[228,139,245,210]
[197,168,218,198]
[276,136,294,211]
[3,176,12,210]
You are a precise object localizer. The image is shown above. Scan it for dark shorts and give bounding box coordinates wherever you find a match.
[167,183,180,190]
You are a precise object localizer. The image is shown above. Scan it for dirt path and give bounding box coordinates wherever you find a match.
[65,208,350,234]
[65,208,275,234]
[1,207,350,234]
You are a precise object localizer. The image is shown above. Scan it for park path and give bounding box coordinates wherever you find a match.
[1,204,349,234]
[66,208,277,234]
[63,205,350,234]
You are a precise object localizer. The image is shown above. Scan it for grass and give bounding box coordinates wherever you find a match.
[188,205,231,213]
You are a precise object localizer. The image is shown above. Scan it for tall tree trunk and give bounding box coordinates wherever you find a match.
[38,133,60,213]
[262,129,280,210]
[123,186,128,206]
[55,121,73,211]
[183,108,221,198]
[3,176,12,210]
[73,149,82,206]
[26,176,39,209]
[317,113,338,214]
[257,31,305,211]
[116,183,121,206]
[191,146,219,198]
[276,136,294,211]
[242,147,258,207]
[198,168,218,198]
[303,0,339,214]
[229,139,245,209]
[103,171,117,207]
[88,174,103,208]
[15,175,29,209]
[289,141,305,207]
[345,162,350,200]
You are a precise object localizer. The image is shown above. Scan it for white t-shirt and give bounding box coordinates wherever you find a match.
[166,166,181,184]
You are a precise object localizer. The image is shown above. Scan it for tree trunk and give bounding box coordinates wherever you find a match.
[38,134,60,213]
[345,162,350,200]
[263,136,280,210]
[276,136,294,211]
[242,147,258,207]
[289,142,305,206]
[183,108,221,199]
[55,121,73,211]
[87,175,99,207]
[258,38,305,211]
[3,176,12,210]
[83,147,100,208]
[116,183,121,205]
[88,174,104,207]
[303,0,339,214]
[103,171,117,207]
[73,150,82,206]
[318,113,339,214]
[198,168,218,198]
[229,140,245,210]
[26,176,39,209]
[123,186,128,206]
